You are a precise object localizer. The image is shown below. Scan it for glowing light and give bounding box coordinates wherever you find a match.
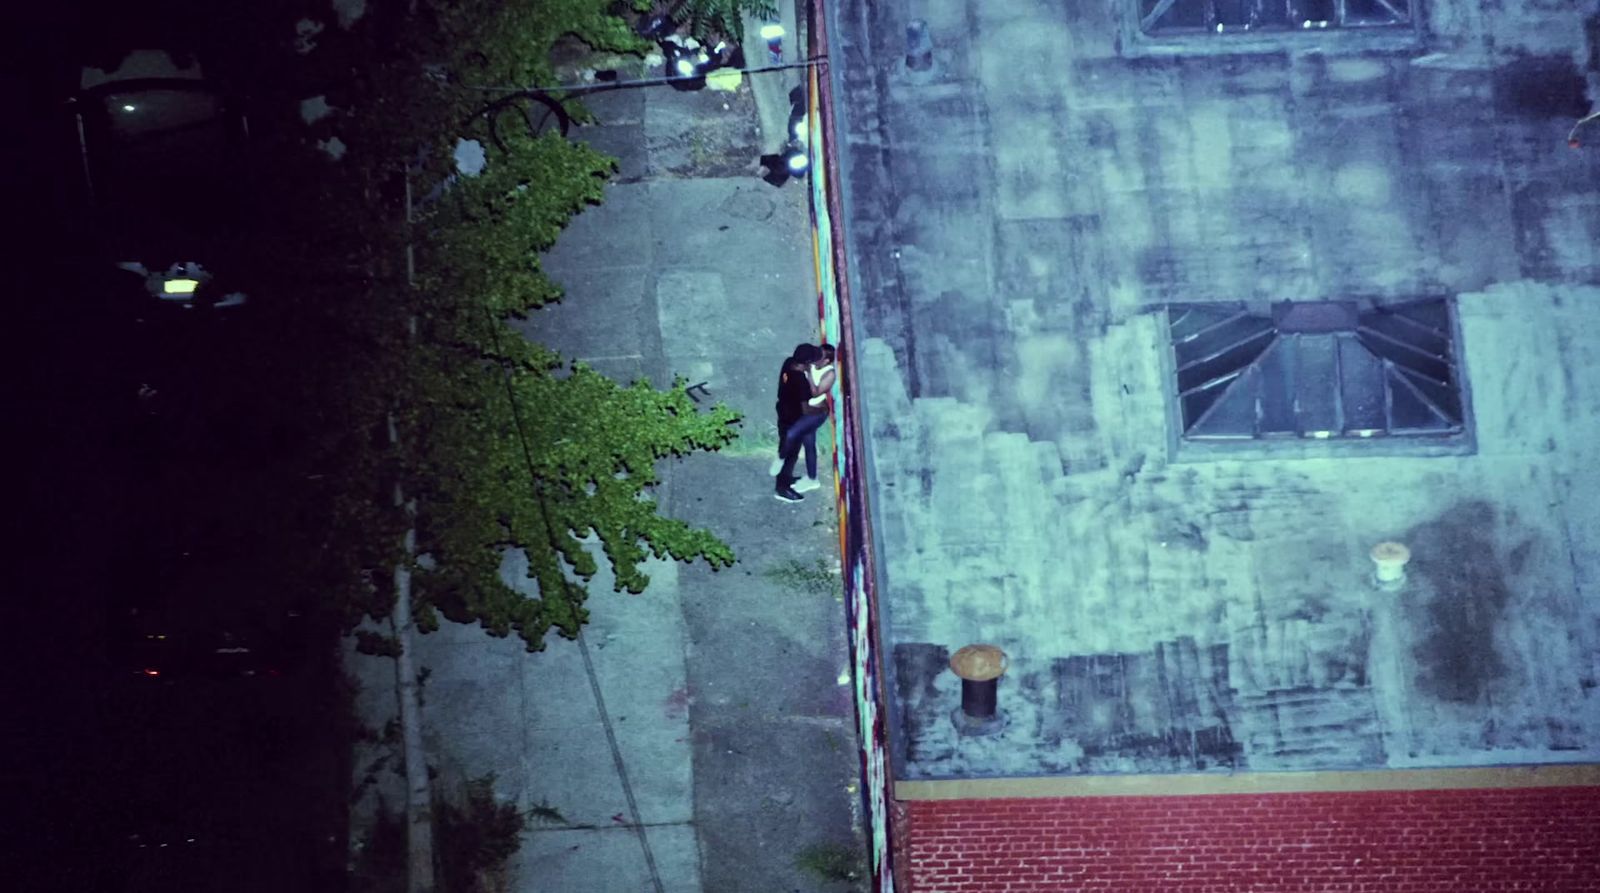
[674,58,696,77]
[785,151,809,173]
[143,668,160,676]
[759,24,785,41]
[122,104,136,112]
[706,68,742,91]
[163,278,200,295]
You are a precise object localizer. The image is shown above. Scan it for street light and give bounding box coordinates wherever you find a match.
[760,86,811,186]
[783,109,810,176]
[673,53,702,78]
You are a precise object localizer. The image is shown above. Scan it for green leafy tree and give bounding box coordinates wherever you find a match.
[238,0,740,649]
[639,0,779,39]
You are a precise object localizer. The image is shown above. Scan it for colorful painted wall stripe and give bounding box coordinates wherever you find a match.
[806,7,898,889]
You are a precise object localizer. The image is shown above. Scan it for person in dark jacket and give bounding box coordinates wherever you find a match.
[772,343,834,502]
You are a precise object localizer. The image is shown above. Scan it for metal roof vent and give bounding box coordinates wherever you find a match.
[1168,299,1467,441]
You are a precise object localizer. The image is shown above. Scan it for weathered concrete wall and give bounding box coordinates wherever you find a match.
[832,0,1600,777]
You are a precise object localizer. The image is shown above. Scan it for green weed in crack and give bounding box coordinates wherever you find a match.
[794,841,864,884]
[761,557,839,599]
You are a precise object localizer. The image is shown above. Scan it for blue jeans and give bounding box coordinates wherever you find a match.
[777,412,826,487]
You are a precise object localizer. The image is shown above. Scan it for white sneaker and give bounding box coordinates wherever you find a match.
[769,457,785,476]
[792,476,822,493]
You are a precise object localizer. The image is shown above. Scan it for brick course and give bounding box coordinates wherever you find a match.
[901,787,1600,892]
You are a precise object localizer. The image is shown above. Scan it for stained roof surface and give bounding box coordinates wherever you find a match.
[830,0,1600,778]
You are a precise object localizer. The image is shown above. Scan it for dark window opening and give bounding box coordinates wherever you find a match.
[1139,0,1412,35]
[1167,299,1467,442]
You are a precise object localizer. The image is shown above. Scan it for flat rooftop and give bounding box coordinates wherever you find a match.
[830,0,1600,778]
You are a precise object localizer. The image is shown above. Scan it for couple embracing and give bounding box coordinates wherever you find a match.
[771,342,836,503]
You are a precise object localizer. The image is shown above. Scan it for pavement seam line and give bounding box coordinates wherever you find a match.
[477,272,666,893]
[524,820,697,834]
[576,625,666,893]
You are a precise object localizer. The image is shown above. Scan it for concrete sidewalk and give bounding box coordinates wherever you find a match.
[349,49,866,893]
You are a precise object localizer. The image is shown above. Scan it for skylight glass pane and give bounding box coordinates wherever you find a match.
[1168,299,1465,444]
[1173,313,1273,366]
[1293,0,1336,25]
[1345,0,1409,25]
[1181,374,1239,430]
[1338,336,1386,432]
[1189,371,1259,438]
[1395,365,1462,423]
[1293,334,1341,435]
[1215,0,1252,27]
[1141,0,1411,35]
[1389,299,1449,332]
[1357,329,1451,384]
[1254,1,1291,27]
[1170,306,1241,342]
[1144,0,1208,30]
[1258,340,1297,434]
[1389,371,1450,431]
[1361,309,1448,356]
[1176,329,1274,393]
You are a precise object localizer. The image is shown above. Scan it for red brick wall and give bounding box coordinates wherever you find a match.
[900,786,1600,892]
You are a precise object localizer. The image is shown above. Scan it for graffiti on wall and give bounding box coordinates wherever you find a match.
[805,46,897,891]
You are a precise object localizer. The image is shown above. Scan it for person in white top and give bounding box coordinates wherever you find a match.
[806,343,835,410]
